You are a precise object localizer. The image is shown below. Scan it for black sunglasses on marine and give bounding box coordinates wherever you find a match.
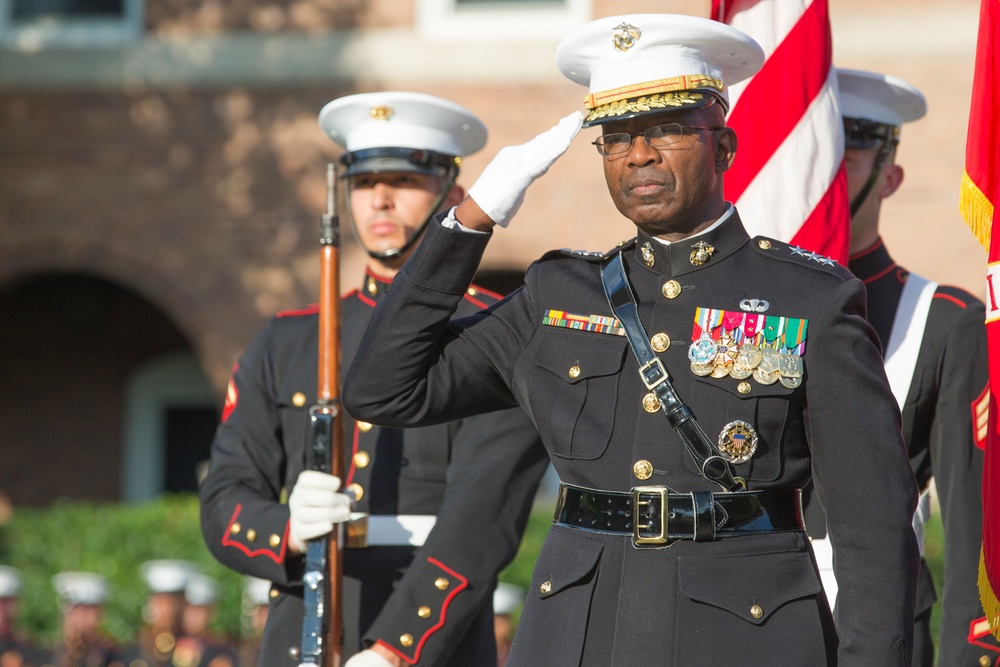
[593,123,722,156]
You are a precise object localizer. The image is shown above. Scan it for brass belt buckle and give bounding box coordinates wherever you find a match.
[346,512,369,548]
[633,486,668,546]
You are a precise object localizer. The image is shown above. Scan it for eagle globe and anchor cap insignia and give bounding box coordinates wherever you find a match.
[612,22,641,52]
[369,105,393,121]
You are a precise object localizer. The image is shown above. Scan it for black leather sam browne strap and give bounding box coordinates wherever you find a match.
[601,252,744,492]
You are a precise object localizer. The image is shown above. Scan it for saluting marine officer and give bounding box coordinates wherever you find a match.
[199,92,548,666]
[805,68,996,666]
[343,14,920,666]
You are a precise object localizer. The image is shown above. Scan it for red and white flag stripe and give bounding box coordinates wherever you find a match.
[712,0,850,264]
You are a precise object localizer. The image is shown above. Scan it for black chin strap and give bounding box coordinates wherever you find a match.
[849,141,895,218]
[349,167,458,261]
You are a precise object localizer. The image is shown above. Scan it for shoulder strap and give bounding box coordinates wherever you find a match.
[601,253,742,492]
[884,273,938,411]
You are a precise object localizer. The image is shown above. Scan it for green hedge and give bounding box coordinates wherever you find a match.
[0,494,949,663]
[0,494,246,646]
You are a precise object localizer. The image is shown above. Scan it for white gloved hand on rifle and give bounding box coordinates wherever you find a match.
[343,649,398,667]
[466,110,585,228]
[288,470,352,553]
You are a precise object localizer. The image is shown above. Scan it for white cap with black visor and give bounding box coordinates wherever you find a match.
[318,91,487,260]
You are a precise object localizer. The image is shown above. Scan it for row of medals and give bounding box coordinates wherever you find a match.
[688,332,803,389]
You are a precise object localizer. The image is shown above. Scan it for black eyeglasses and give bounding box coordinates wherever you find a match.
[592,123,722,156]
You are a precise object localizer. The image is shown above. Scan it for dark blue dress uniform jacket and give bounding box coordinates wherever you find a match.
[343,212,921,666]
[806,239,995,666]
[199,272,548,666]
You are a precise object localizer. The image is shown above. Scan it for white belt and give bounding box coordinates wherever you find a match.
[346,513,437,548]
[812,488,932,610]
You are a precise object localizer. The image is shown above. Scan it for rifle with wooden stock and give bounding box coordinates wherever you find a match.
[300,163,345,667]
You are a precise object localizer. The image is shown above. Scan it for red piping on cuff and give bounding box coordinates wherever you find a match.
[220,504,288,564]
[374,557,470,665]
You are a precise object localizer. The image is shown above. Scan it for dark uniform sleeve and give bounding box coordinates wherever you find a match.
[200,320,298,584]
[802,276,920,664]
[344,219,522,427]
[362,408,548,664]
[931,295,997,665]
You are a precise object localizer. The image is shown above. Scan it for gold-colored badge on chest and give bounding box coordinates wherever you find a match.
[689,241,714,266]
[718,420,758,464]
[641,242,655,268]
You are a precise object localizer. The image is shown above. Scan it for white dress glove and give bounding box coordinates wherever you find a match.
[468,110,585,228]
[288,470,352,552]
[343,650,395,667]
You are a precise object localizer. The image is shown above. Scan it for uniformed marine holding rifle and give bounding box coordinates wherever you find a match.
[344,14,919,666]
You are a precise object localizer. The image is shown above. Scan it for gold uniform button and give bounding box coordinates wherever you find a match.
[980,657,992,667]
[269,534,281,548]
[750,604,763,619]
[540,581,552,594]
[650,332,670,352]
[435,577,450,591]
[229,522,241,535]
[348,483,364,501]
[758,239,772,250]
[642,393,660,413]
[633,460,654,480]
[568,365,581,379]
[417,606,431,619]
[354,451,371,468]
[367,277,377,295]
[738,381,752,395]
[246,529,257,542]
[399,634,414,648]
[269,587,279,599]
[662,280,682,299]
[292,392,307,407]
[467,287,477,296]
[357,421,373,433]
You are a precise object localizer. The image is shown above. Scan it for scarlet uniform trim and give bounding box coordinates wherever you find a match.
[221,365,239,423]
[276,304,319,318]
[974,384,990,451]
[934,292,968,308]
[346,421,361,486]
[221,504,288,563]
[848,238,884,261]
[375,557,470,665]
[968,616,1000,653]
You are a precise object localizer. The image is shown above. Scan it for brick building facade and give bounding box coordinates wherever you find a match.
[0,0,983,505]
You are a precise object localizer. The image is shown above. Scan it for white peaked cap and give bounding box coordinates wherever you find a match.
[318,91,487,158]
[493,582,526,616]
[837,68,927,126]
[243,576,271,606]
[140,559,201,594]
[557,14,764,125]
[184,573,218,606]
[52,571,109,606]
[0,565,20,598]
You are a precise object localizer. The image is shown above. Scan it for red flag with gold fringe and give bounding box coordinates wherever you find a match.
[968,0,1000,639]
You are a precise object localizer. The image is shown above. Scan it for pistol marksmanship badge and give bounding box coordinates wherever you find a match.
[687,306,808,388]
[718,420,758,464]
[612,22,641,52]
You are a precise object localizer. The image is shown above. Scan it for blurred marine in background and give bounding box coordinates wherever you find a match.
[199,91,547,666]
[804,67,997,666]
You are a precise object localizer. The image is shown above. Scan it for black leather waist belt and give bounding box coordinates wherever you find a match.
[554,483,804,548]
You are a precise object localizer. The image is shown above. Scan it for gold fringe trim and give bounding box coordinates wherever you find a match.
[584,74,724,110]
[960,169,994,251]
[979,548,1000,641]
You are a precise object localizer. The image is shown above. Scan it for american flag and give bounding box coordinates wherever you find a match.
[711,0,850,264]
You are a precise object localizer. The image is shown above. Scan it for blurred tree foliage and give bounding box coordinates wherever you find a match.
[0,494,246,647]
